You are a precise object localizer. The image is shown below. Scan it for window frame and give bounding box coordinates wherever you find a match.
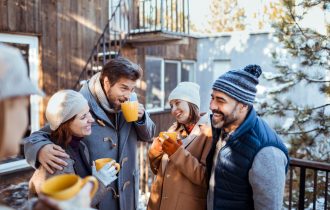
[181,60,196,82]
[164,60,181,109]
[145,58,197,112]
[0,33,40,174]
[145,56,165,113]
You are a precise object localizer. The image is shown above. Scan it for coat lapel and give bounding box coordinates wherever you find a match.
[118,116,133,161]
[183,114,210,148]
[80,83,115,129]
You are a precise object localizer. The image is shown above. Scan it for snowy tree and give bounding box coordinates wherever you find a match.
[259,0,330,161]
[257,0,329,208]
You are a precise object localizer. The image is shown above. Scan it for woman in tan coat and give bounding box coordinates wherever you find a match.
[148,82,212,210]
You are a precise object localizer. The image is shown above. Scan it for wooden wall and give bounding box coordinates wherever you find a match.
[143,37,197,60]
[0,0,109,123]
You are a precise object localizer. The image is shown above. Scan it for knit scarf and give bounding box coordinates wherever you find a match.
[88,72,117,114]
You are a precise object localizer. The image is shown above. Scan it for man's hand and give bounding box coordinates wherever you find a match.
[137,103,145,121]
[162,137,183,157]
[38,144,69,174]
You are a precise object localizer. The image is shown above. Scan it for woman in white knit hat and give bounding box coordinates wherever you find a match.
[148,82,212,210]
[29,90,118,208]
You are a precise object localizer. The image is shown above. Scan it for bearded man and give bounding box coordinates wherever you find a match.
[207,64,289,210]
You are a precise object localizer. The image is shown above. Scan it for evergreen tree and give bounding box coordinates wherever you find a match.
[258,0,330,162]
[257,1,329,207]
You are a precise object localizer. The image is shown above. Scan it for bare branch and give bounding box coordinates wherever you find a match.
[304,77,330,83]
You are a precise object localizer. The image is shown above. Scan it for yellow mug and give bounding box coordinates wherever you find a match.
[40,174,98,201]
[159,131,177,142]
[121,101,139,122]
[95,158,121,173]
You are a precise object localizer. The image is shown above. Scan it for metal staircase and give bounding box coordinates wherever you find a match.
[73,0,129,89]
[73,0,191,89]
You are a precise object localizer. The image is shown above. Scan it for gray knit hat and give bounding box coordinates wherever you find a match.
[0,44,43,100]
[212,65,262,105]
[168,82,200,109]
[46,90,88,130]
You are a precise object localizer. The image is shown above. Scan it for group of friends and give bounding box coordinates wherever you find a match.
[0,43,289,210]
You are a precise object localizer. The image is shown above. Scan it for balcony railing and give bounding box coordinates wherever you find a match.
[285,158,330,210]
[131,0,190,35]
[137,143,330,209]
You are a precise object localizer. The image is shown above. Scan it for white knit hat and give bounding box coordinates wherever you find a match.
[168,82,200,109]
[0,44,43,100]
[46,90,88,130]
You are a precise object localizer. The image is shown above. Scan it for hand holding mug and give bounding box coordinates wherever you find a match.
[40,174,98,209]
[162,134,183,157]
[92,160,118,187]
[150,137,163,153]
[137,103,146,121]
[38,182,95,210]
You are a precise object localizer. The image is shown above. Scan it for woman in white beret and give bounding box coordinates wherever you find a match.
[148,82,212,210]
[29,90,118,208]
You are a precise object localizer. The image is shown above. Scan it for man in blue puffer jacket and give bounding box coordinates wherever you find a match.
[206,64,289,210]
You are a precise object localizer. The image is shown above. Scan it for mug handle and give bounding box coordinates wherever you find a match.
[113,162,121,173]
[82,176,99,199]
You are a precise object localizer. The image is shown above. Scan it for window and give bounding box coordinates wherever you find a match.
[145,57,196,112]
[181,60,196,82]
[145,57,164,111]
[0,33,40,174]
[164,61,180,108]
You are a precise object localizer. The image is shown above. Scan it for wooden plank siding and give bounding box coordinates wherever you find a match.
[0,0,109,124]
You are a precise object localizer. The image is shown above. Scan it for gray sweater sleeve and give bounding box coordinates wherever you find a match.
[248,147,288,210]
[23,125,53,169]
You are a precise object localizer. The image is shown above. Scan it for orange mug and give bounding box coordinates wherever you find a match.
[40,174,98,201]
[95,158,121,173]
[159,131,177,142]
[121,101,139,122]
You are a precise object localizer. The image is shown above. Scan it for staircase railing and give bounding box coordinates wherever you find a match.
[73,0,130,89]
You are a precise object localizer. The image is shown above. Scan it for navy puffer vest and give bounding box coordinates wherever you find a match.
[207,108,289,210]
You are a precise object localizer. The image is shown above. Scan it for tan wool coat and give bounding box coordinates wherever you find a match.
[147,114,212,210]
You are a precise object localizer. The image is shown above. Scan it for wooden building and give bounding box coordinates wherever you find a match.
[0,0,196,206]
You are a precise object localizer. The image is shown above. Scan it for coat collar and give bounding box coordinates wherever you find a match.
[175,114,211,148]
[80,83,115,129]
[230,107,257,140]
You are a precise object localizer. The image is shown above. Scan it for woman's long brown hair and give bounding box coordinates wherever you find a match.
[50,117,75,148]
[174,102,200,131]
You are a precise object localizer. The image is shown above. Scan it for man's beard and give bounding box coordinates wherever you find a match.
[211,108,238,129]
[212,112,225,128]
[106,92,121,111]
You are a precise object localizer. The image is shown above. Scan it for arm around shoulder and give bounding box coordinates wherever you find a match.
[23,125,53,169]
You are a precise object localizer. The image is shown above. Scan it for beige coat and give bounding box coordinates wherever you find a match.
[147,114,212,210]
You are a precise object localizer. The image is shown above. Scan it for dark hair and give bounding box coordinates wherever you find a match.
[175,102,200,130]
[100,57,142,87]
[50,117,75,148]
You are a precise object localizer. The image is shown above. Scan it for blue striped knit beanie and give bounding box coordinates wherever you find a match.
[212,64,262,105]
